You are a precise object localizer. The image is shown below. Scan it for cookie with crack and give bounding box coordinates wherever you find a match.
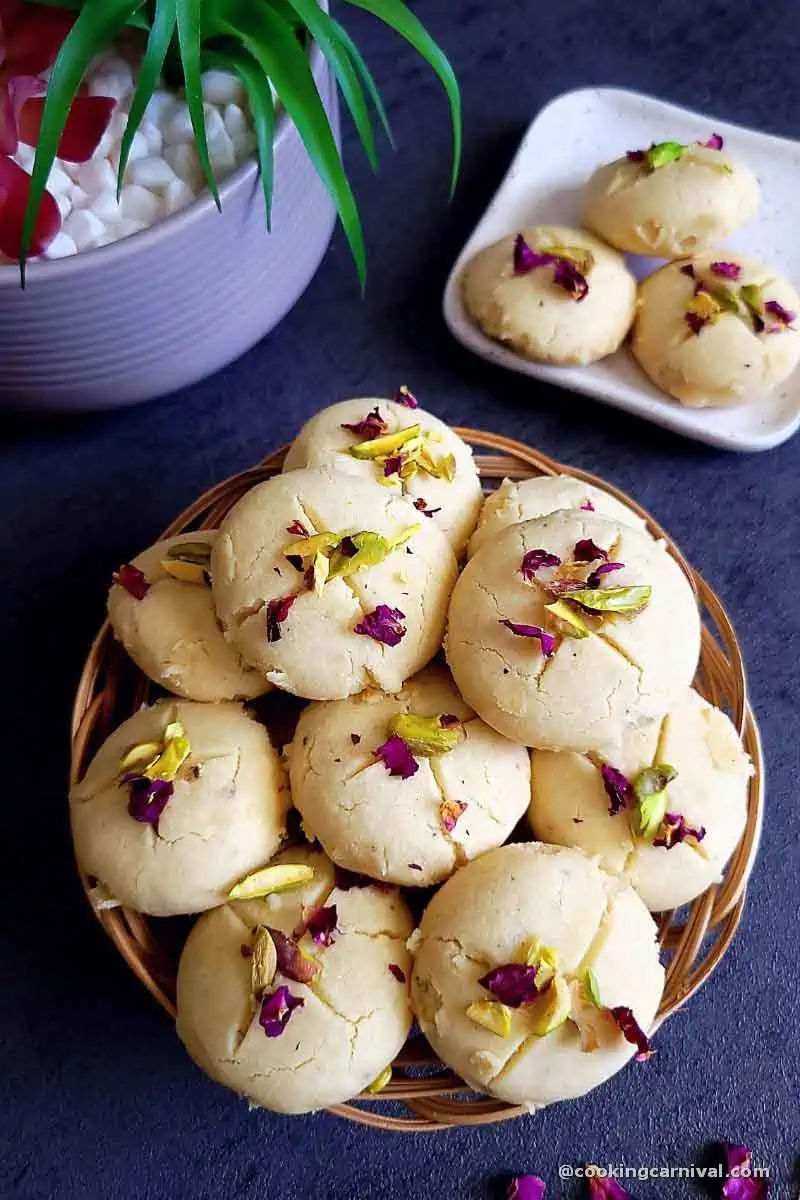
[468,474,645,560]
[70,699,288,916]
[632,253,800,407]
[108,532,269,702]
[211,466,458,701]
[583,138,759,258]
[529,688,752,911]
[410,843,664,1109]
[176,844,414,1114]
[446,510,700,751]
[283,396,483,556]
[461,225,636,365]
[287,664,531,887]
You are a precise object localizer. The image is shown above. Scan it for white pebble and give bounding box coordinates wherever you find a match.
[144,90,175,127]
[43,232,77,260]
[120,184,160,223]
[14,143,35,171]
[223,103,247,140]
[162,103,195,145]
[141,121,163,155]
[163,143,202,189]
[88,57,134,103]
[201,69,244,107]
[46,163,72,198]
[64,209,105,251]
[163,178,195,215]
[95,110,126,160]
[94,232,116,247]
[206,113,236,177]
[91,188,123,224]
[56,192,73,220]
[70,186,90,209]
[74,157,116,197]
[231,131,257,163]
[126,129,150,163]
[109,218,146,239]
[128,155,176,190]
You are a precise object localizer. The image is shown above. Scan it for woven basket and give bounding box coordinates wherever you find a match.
[69,429,764,1132]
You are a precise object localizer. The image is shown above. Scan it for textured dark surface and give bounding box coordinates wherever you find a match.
[2,1,798,1196]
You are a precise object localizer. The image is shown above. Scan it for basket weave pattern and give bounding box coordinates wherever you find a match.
[69,430,763,1132]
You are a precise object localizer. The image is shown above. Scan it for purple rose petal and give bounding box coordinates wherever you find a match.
[680,264,696,279]
[440,798,468,834]
[520,548,562,581]
[500,620,557,656]
[341,406,387,439]
[307,904,338,947]
[259,985,304,1038]
[413,497,441,518]
[611,1005,652,1060]
[600,764,634,815]
[375,735,419,779]
[704,132,724,150]
[580,499,595,511]
[354,605,407,647]
[267,928,319,984]
[626,148,645,162]
[710,261,741,281]
[266,593,297,643]
[764,299,796,327]
[383,454,403,477]
[573,538,608,563]
[388,963,406,983]
[286,520,309,536]
[479,963,539,1008]
[721,1144,768,1200]
[113,563,149,600]
[685,311,707,336]
[508,1176,547,1200]
[587,561,625,587]
[553,257,589,301]
[394,386,419,409]
[126,776,173,826]
[350,733,361,745]
[513,233,556,276]
[653,812,707,849]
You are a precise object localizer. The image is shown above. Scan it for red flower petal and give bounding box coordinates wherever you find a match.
[18,94,115,162]
[0,155,60,258]
[0,73,45,156]
[2,4,75,74]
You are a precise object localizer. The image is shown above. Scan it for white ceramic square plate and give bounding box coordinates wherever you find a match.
[443,86,800,451]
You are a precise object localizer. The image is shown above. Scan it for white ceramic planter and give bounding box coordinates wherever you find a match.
[0,43,338,412]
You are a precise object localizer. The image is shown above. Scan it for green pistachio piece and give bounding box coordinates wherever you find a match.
[386,524,419,550]
[327,531,391,579]
[544,599,590,638]
[686,290,721,323]
[118,740,162,775]
[166,541,212,566]
[707,286,740,315]
[348,424,422,460]
[389,713,464,756]
[250,926,277,995]
[740,283,765,330]
[283,531,340,560]
[160,558,208,585]
[528,975,572,1037]
[546,243,595,274]
[518,936,559,989]
[311,551,329,597]
[584,968,603,1009]
[631,764,677,841]
[228,862,315,900]
[569,585,652,614]
[645,140,687,170]
[143,721,190,781]
[366,1065,393,1094]
[466,1000,512,1038]
[416,446,457,481]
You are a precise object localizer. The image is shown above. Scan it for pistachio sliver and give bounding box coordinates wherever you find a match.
[166,541,212,566]
[570,585,651,614]
[311,551,330,597]
[283,531,340,560]
[517,936,559,990]
[389,713,464,756]
[348,424,422,460]
[466,999,512,1038]
[631,763,677,841]
[229,863,314,901]
[143,722,190,781]
[160,558,208,585]
[118,740,162,775]
[251,926,277,995]
[386,523,420,551]
[584,968,603,1009]
[365,1065,393,1094]
[544,599,590,638]
[528,975,571,1037]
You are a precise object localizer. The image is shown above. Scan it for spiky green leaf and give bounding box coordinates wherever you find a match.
[117,0,177,195]
[344,0,460,193]
[328,18,393,148]
[175,0,219,209]
[204,46,275,229]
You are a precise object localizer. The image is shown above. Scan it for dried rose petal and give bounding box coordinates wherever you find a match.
[113,562,150,600]
[600,764,634,815]
[573,538,608,563]
[286,520,309,536]
[685,311,707,336]
[520,548,561,581]
[18,94,115,163]
[479,963,539,1008]
[710,261,741,281]
[680,263,696,279]
[611,1005,652,1060]
[0,154,60,258]
[508,1177,546,1200]
[333,866,394,892]
[394,386,419,409]
[764,299,796,327]
[266,593,297,643]
[341,406,387,439]
[354,604,406,647]
[704,132,724,150]
[307,904,338,947]
[721,1144,767,1200]
[350,733,361,745]
[654,811,706,849]
[513,233,556,276]
[408,862,422,872]
[388,963,406,983]
[440,798,467,834]
[126,776,173,826]
[383,454,403,477]
[2,4,75,75]
[587,1178,635,1199]
[259,985,304,1037]
[267,927,319,983]
[626,149,645,162]
[500,620,557,656]
[413,497,441,518]
[580,499,595,511]
[375,734,419,779]
[553,257,589,301]
[587,561,625,587]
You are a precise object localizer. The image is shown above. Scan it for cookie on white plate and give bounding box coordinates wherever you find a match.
[176,845,414,1114]
[633,253,800,408]
[287,664,531,887]
[283,395,483,556]
[107,531,269,702]
[468,474,645,560]
[411,843,664,1110]
[461,225,636,365]
[583,136,759,258]
[211,466,458,701]
[70,699,288,916]
[446,510,700,751]
[529,688,753,911]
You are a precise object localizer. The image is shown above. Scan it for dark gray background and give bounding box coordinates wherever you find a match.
[2,1,797,1196]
